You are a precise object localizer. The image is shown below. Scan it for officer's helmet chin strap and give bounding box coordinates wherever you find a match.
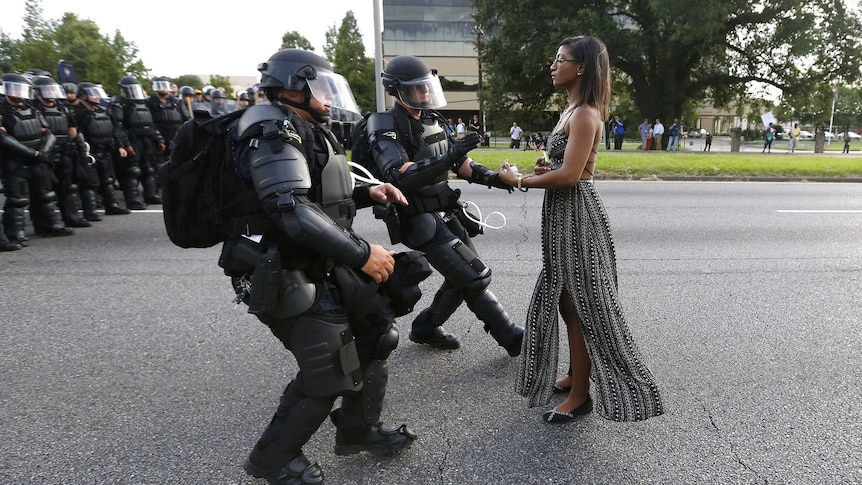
[277,91,330,124]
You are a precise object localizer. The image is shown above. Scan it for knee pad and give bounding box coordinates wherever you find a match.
[424,238,491,294]
[290,314,363,397]
[371,325,399,361]
[3,178,30,207]
[34,189,58,204]
[402,213,438,248]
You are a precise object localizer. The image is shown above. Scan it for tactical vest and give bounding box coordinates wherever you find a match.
[83,107,115,148]
[318,134,357,228]
[123,100,157,135]
[37,104,70,144]
[411,113,450,196]
[149,97,184,138]
[9,106,44,148]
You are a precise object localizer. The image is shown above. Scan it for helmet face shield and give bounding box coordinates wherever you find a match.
[396,72,446,109]
[122,83,145,100]
[3,81,34,100]
[36,83,66,100]
[152,80,172,93]
[82,85,109,101]
[306,71,361,122]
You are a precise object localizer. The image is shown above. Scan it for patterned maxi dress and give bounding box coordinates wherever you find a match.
[515,131,664,422]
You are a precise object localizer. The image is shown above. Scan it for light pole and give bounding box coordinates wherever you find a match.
[828,82,838,144]
[472,24,485,140]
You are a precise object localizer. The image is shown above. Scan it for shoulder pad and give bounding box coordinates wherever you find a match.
[237,104,288,139]
[367,112,397,133]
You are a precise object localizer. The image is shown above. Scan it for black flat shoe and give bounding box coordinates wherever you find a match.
[542,397,593,424]
[552,384,571,394]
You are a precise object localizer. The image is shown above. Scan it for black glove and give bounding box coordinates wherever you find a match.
[450,132,482,160]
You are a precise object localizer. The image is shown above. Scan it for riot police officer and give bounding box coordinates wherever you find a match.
[145,77,184,155]
[209,89,229,116]
[365,55,524,356]
[73,82,130,216]
[185,49,419,484]
[0,73,74,242]
[177,85,196,121]
[32,76,92,227]
[110,75,166,207]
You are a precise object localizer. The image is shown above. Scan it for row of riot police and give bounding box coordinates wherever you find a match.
[0,72,193,251]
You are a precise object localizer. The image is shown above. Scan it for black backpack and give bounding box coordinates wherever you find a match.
[158,110,246,248]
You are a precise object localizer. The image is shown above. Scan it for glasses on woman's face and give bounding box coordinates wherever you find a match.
[550,57,580,67]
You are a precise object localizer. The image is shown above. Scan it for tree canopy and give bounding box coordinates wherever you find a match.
[282,31,315,51]
[0,1,147,91]
[473,0,862,129]
[324,11,375,114]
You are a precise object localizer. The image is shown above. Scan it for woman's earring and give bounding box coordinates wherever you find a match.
[577,71,583,76]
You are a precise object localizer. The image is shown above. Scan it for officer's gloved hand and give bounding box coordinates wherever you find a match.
[451,132,482,160]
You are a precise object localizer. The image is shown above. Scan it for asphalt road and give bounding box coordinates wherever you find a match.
[1,181,860,484]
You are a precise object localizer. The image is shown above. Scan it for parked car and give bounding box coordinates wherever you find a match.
[837,131,861,140]
[798,130,815,139]
[686,128,707,138]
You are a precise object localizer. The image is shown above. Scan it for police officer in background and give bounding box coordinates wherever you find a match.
[178,85,196,121]
[209,89,229,116]
[32,76,93,227]
[145,77,184,156]
[1,73,74,243]
[73,82,131,216]
[110,75,165,207]
[183,49,419,483]
[365,55,524,356]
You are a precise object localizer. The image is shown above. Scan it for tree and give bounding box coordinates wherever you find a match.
[323,11,375,114]
[0,0,148,94]
[282,31,315,51]
[209,74,233,98]
[472,0,862,127]
[175,75,203,90]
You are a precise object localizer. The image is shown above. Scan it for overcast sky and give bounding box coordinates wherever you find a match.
[1,0,378,79]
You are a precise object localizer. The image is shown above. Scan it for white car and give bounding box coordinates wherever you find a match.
[798,130,814,139]
[837,131,861,140]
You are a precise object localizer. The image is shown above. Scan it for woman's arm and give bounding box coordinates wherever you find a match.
[499,106,601,190]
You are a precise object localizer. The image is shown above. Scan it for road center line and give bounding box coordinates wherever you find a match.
[776,210,862,213]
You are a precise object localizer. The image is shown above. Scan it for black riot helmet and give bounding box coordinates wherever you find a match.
[152,77,171,94]
[118,75,145,100]
[76,82,109,104]
[32,76,66,100]
[382,55,447,110]
[1,73,35,101]
[257,48,361,123]
[179,85,195,96]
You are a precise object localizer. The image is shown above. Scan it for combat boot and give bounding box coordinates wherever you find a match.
[243,451,323,485]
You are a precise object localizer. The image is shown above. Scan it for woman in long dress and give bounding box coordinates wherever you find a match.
[498,36,664,423]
